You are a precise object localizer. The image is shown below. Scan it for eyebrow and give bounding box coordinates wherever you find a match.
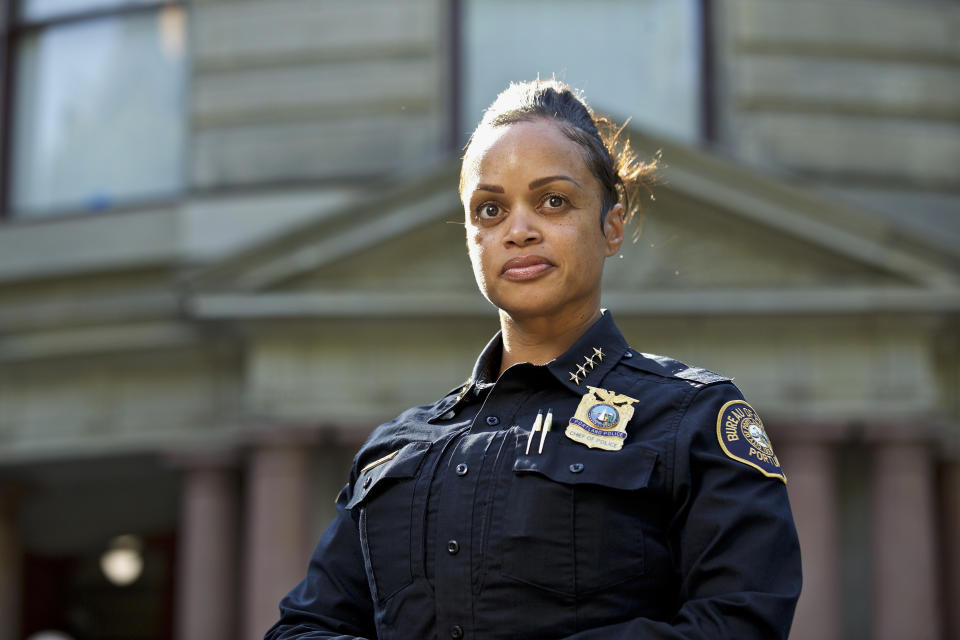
[529,175,581,190]
[473,175,582,194]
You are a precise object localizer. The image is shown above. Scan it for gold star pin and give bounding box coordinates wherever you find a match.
[576,363,588,378]
[584,355,596,369]
[455,379,472,402]
[569,371,582,385]
[593,347,605,361]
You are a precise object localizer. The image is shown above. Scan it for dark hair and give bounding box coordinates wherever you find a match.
[461,79,658,229]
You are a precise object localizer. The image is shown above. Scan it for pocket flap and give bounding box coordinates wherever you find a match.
[513,442,658,491]
[347,440,431,509]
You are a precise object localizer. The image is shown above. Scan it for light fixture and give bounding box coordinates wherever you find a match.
[99,535,144,587]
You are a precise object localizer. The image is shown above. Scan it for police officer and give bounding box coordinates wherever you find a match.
[265,80,801,640]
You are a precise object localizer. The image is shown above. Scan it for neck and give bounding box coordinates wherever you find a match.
[498,305,602,376]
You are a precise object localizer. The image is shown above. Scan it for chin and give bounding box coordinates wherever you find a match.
[489,291,564,320]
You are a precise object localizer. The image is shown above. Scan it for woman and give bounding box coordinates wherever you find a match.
[266,80,801,640]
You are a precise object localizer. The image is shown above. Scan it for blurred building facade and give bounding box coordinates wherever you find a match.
[0,1,958,639]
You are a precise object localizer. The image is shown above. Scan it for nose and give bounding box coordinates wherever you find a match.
[503,206,542,247]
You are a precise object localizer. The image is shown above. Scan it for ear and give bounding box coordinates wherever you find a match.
[602,203,625,257]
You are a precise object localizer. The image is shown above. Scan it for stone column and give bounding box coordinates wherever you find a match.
[242,444,312,640]
[0,491,21,640]
[174,456,239,640]
[942,459,960,640]
[871,442,940,640]
[778,442,839,640]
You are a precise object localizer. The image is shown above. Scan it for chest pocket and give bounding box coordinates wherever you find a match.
[501,437,659,597]
[348,440,431,603]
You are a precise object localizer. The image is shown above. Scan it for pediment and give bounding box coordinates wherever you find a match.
[188,128,960,319]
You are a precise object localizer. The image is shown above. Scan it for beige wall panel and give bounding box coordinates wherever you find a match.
[247,319,498,424]
[181,186,359,261]
[603,190,907,289]
[728,0,960,59]
[0,351,239,457]
[733,56,960,119]
[733,114,960,187]
[247,316,940,432]
[192,58,441,127]
[192,0,440,68]
[613,317,940,422]
[0,271,176,333]
[288,217,479,293]
[0,207,178,283]
[190,114,443,188]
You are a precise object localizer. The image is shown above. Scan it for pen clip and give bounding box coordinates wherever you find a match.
[525,410,544,455]
[538,409,553,454]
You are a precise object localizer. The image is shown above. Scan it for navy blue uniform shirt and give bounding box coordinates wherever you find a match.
[265,312,801,639]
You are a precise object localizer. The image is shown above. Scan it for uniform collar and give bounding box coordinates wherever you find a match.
[428,311,630,422]
[425,331,502,423]
[544,310,629,394]
[457,309,629,401]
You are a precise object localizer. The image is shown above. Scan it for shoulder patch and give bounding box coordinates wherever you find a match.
[715,400,786,483]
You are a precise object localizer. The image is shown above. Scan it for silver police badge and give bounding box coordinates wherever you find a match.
[716,400,786,483]
[565,386,639,451]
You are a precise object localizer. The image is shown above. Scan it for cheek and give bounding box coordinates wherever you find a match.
[465,231,493,292]
[466,229,490,263]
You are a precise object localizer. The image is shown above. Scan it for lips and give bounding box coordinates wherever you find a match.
[501,255,554,281]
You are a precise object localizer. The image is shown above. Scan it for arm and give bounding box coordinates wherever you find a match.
[264,484,376,640]
[565,383,802,640]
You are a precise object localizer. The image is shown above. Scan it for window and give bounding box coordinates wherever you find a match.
[6,0,186,218]
[462,0,703,144]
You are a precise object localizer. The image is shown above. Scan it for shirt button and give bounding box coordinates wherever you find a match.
[485,416,499,426]
[624,351,634,358]
[441,410,456,420]
[362,476,372,488]
[447,539,460,555]
[569,463,584,473]
[450,625,464,639]
[455,463,469,476]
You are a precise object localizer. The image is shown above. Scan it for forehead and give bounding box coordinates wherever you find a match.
[460,120,593,192]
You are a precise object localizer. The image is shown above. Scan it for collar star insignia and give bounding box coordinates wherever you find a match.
[569,371,582,385]
[584,354,596,369]
[593,347,605,361]
[455,379,472,402]
[576,363,589,377]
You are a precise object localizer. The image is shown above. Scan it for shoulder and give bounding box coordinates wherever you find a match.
[350,381,467,478]
[610,350,786,480]
[620,350,732,386]
[606,350,735,407]
[617,355,788,484]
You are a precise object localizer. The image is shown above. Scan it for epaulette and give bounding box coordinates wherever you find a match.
[622,351,730,385]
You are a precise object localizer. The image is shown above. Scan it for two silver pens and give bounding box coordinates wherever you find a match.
[525,408,553,455]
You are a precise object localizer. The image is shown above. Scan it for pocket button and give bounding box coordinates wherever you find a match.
[569,463,584,474]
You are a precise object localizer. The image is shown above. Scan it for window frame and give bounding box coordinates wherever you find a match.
[0,0,185,221]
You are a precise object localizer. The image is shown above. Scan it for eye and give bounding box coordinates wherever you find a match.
[476,202,502,220]
[542,194,568,210]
